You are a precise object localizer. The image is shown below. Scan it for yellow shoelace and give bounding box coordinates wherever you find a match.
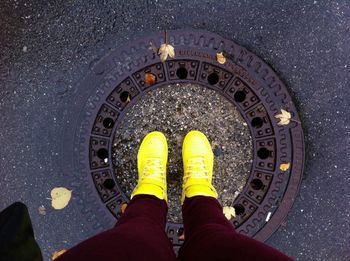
[183,157,210,182]
[141,158,165,184]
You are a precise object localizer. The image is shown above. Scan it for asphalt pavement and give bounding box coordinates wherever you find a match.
[0,1,349,260]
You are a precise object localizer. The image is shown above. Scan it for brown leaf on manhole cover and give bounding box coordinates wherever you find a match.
[178,233,185,241]
[275,109,291,125]
[279,163,291,171]
[216,52,226,64]
[223,206,236,220]
[144,73,157,85]
[121,203,128,214]
[52,249,67,260]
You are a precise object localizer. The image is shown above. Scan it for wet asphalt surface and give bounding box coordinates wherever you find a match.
[0,1,349,260]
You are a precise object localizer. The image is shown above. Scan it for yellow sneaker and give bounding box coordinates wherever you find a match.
[181,130,218,204]
[131,131,168,202]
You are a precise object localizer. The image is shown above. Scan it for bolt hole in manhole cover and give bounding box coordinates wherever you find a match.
[68,30,304,252]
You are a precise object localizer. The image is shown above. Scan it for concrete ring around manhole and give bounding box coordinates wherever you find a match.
[62,30,304,251]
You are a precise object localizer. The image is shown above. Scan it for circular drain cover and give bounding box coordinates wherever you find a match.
[65,30,304,252]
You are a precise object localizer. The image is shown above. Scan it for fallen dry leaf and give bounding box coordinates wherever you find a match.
[158,43,175,62]
[52,249,67,260]
[275,109,291,125]
[121,203,128,214]
[216,52,226,64]
[279,163,291,171]
[178,233,185,241]
[223,206,236,220]
[38,205,46,215]
[51,187,72,210]
[144,73,157,85]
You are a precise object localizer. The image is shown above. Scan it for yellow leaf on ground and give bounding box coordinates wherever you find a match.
[279,163,291,171]
[52,249,67,260]
[223,206,236,220]
[216,52,226,64]
[51,187,72,210]
[121,203,128,214]
[158,43,175,62]
[275,109,291,125]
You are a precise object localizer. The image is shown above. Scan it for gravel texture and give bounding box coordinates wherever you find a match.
[112,83,252,223]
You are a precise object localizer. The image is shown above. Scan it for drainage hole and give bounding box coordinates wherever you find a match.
[251,117,264,128]
[103,178,116,189]
[233,204,245,216]
[177,227,184,237]
[176,67,188,79]
[257,148,270,159]
[234,90,246,102]
[103,118,114,129]
[250,179,264,190]
[97,148,109,159]
[120,91,131,103]
[207,72,219,85]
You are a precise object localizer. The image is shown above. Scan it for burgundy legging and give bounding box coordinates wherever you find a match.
[57,195,293,261]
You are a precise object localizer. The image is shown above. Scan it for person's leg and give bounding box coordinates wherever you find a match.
[178,196,293,261]
[178,130,293,261]
[58,132,176,261]
[57,195,176,261]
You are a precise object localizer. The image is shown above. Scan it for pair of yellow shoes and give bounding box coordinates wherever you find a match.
[131,130,218,204]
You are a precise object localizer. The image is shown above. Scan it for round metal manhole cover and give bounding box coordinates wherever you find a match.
[68,30,304,252]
